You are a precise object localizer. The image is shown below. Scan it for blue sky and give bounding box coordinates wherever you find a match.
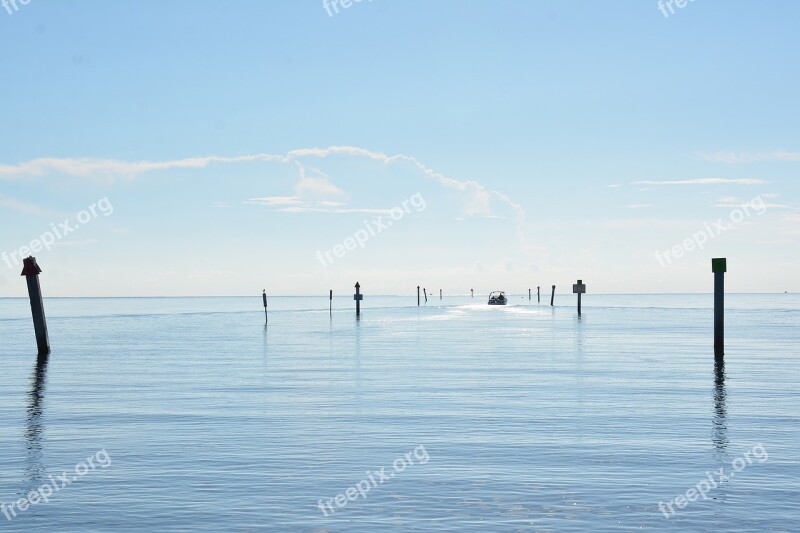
[1,0,798,296]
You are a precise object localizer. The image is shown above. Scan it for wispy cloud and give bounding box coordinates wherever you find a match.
[635,178,766,186]
[713,196,789,209]
[0,194,59,216]
[243,197,380,214]
[0,146,531,252]
[0,154,287,183]
[292,163,345,199]
[698,151,800,164]
[54,238,99,246]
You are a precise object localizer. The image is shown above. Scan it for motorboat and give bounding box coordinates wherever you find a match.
[488,291,507,305]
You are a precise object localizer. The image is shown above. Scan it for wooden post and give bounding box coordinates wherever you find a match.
[573,280,586,317]
[537,286,540,303]
[21,257,50,355]
[713,258,726,357]
[330,290,333,316]
[440,289,442,300]
[423,288,427,303]
[529,289,531,301]
[550,285,556,306]
[262,290,268,324]
[354,282,363,318]
[417,286,420,306]
[471,288,474,298]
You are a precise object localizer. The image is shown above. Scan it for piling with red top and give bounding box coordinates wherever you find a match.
[21,257,50,355]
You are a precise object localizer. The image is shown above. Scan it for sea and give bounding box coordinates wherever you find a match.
[1,294,798,532]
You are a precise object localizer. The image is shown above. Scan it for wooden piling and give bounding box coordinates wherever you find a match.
[550,285,556,307]
[423,288,427,303]
[573,280,586,317]
[330,290,333,316]
[21,257,50,355]
[417,286,420,306]
[262,290,268,324]
[354,282,363,318]
[537,286,540,303]
[713,259,726,357]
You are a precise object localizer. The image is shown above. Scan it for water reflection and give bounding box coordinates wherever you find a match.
[262,324,269,374]
[712,355,728,459]
[354,316,363,407]
[26,353,49,485]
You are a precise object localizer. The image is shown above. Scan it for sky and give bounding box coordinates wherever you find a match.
[0,0,798,297]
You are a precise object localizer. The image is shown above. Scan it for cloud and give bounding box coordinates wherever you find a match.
[54,238,98,246]
[0,146,530,252]
[635,178,766,186]
[698,151,800,164]
[0,194,59,216]
[279,206,397,215]
[244,197,305,207]
[0,154,287,183]
[294,176,344,198]
[243,197,386,214]
[712,195,790,209]
[292,163,345,199]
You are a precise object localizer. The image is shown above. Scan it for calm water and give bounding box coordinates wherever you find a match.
[1,294,798,532]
